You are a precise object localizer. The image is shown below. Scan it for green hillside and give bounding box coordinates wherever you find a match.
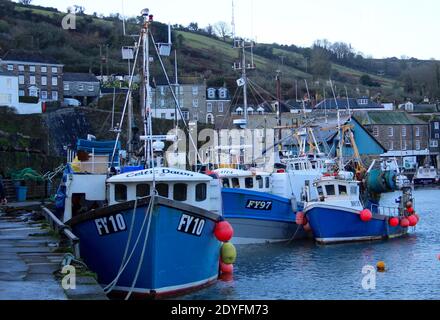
[0,0,438,103]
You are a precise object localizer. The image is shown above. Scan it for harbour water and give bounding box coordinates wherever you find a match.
[183,188,440,300]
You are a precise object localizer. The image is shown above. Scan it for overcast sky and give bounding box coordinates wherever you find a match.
[21,0,440,60]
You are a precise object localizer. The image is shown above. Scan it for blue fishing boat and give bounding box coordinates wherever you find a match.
[304,173,412,244]
[214,168,306,244]
[65,168,223,298]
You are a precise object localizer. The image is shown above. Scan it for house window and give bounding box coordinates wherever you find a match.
[51,67,58,74]
[388,127,394,137]
[41,76,47,86]
[160,86,165,96]
[206,114,214,124]
[41,91,47,100]
[30,76,36,85]
[41,66,47,73]
[436,134,440,139]
[64,83,70,91]
[179,86,184,95]
[402,127,407,137]
[207,103,213,113]
[88,85,94,92]
[416,140,421,150]
[160,99,165,107]
[7,65,13,71]
[415,127,420,137]
[218,103,224,113]
[52,77,58,86]
[182,111,189,120]
[193,99,199,108]
[18,65,24,72]
[389,141,394,151]
[207,89,216,99]
[219,89,227,99]
[373,126,379,137]
[18,90,25,97]
[29,87,38,97]
[6,78,12,89]
[78,84,84,91]
[435,122,440,130]
[29,66,35,72]
[401,140,407,151]
[52,91,58,101]
[192,86,198,95]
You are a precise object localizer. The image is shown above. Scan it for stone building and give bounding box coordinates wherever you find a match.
[0,51,64,102]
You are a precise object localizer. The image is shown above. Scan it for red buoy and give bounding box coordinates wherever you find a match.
[214,221,234,242]
[407,207,415,215]
[408,215,418,227]
[406,201,413,209]
[360,209,373,222]
[220,261,234,274]
[415,213,420,222]
[303,223,312,232]
[400,218,410,228]
[296,212,305,226]
[389,217,399,227]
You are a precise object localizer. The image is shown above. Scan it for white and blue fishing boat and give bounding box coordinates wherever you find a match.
[64,166,223,298]
[55,9,228,298]
[303,172,410,244]
[214,168,305,244]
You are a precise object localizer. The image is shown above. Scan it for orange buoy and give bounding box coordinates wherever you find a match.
[408,215,418,227]
[214,221,234,242]
[360,209,373,222]
[389,217,399,227]
[400,218,410,228]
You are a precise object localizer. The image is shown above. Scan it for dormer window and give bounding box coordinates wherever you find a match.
[236,107,243,115]
[358,98,368,105]
[219,88,227,99]
[207,88,216,99]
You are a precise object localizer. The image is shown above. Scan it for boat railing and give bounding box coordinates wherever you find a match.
[66,148,115,174]
[369,203,400,217]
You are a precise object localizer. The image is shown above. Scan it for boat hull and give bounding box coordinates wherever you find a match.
[222,188,307,244]
[68,197,221,298]
[413,178,437,186]
[305,204,408,244]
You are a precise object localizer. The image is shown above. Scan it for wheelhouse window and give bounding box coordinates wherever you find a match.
[196,183,207,202]
[231,178,240,188]
[256,176,263,189]
[156,184,169,198]
[325,185,336,196]
[136,184,150,198]
[265,177,270,188]
[245,177,254,189]
[222,179,230,188]
[350,186,358,195]
[173,183,188,202]
[115,184,127,202]
[339,185,348,196]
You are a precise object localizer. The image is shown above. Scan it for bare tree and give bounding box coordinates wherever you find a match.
[74,5,85,14]
[19,0,32,5]
[214,21,231,42]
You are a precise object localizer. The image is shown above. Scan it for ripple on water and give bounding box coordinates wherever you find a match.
[182,188,440,300]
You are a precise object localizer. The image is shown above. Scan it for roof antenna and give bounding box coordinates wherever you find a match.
[231,0,236,39]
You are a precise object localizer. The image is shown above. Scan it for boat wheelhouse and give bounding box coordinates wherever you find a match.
[413,165,438,186]
[214,168,307,244]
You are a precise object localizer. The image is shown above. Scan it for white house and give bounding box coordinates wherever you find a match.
[0,71,19,109]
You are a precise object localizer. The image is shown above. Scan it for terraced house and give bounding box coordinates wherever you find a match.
[0,51,64,102]
[354,111,430,161]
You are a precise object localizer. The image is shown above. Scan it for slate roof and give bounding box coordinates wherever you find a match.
[315,98,382,110]
[1,50,61,65]
[64,73,99,83]
[410,104,439,113]
[354,111,428,126]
